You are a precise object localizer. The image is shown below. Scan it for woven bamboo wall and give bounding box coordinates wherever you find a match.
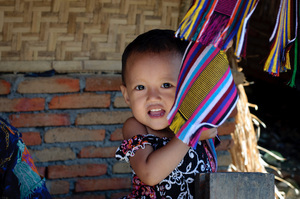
[0,0,182,64]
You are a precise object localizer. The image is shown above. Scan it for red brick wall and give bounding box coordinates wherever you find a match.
[0,74,236,198]
[0,74,133,198]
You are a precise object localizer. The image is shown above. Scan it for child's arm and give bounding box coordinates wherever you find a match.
[122,117,216,186]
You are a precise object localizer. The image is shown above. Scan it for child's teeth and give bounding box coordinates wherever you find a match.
[151,109,161,112]
[149,108,165,117]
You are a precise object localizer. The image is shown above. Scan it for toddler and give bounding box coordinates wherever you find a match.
[116,29,218,198]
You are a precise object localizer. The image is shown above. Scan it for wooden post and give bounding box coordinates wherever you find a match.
[195,172,274,199]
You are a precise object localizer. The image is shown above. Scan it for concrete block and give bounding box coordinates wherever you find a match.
[195,172,274,199]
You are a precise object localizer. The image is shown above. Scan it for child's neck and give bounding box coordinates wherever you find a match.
[145,126,175,139]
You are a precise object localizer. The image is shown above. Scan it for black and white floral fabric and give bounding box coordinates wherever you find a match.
[115,134,216,199]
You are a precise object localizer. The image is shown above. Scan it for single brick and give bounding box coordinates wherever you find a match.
[48,163,107,179]
[79,146,118,158]
[22,132,42,146]
[46,180,70,195]
[0,61,51,72]
[52,61,82,72]
[114,96,128,108]
[113,162,131,174]
[111,192,131,199]
[218,119,236,136]
[84,60,121,72]
[17,77,80,94]
[110,128,123,141]
[0,97,45,112]
[44,127,105,143]
[29,147,76,162]
[9,113,70,127]
[75,178,131,192]
[75,111,132,125]
[85,75,122,91]
[0,79,11,95]
[37,167,46,177]
[48,93,110,109]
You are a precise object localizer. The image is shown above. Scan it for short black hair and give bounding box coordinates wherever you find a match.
[121,29,189,85]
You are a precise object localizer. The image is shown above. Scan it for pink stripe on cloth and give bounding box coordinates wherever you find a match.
[177,43,205,83]
[215,0,237,16]
[175,67,234,140]
[196,0,219,41]
[190,66,232,117]
[168,46,220,122]
[211,83,238,124]
[178,66,232,130]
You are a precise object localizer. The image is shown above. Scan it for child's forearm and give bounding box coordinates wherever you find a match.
[130,136,190,186]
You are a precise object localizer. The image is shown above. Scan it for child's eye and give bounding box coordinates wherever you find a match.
[161,83,172,88]
[135,85,145,90]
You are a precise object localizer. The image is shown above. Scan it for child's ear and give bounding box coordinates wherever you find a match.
[120,85,130,106]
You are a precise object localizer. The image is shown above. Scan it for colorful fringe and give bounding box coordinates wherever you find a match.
[0,117,52,199]
[168,0,260,148]
[264,0,298,76]
[176,0,259,55]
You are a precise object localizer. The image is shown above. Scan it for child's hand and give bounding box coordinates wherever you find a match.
[225,40,233,51]
[198,128,217,140]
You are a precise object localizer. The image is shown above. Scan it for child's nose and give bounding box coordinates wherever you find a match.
[147,88,161,101]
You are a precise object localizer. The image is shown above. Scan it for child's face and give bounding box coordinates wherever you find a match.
[121,51,182,131]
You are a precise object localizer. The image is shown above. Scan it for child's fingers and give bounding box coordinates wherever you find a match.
[199,128,218,140]
[209,128,218,137]
[225,40,233,51]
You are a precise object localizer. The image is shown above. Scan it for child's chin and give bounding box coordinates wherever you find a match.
[150,124,169,131]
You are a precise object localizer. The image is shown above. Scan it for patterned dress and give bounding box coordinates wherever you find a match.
[115,134,216,199]
[0,117,52,199]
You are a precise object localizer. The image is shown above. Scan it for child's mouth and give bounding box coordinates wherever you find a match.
[148,108,165,117]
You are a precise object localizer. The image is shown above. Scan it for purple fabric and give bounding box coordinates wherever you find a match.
[215,0,237,16]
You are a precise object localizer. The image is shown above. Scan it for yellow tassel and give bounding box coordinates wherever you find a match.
[169,111,186,135]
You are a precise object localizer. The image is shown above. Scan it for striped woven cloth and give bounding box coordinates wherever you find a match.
[168,0,259,148]
[168,43,238,148]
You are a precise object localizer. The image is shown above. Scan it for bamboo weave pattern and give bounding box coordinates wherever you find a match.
[0,0,181,61]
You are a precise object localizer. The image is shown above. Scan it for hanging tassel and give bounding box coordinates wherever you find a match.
[176,0,217,42]
[263,0,298,76]
[176,0,259,52]
[197,12,230,46]
[234,0,259,59]
[287,0,298,87]
[287,37,298,87]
